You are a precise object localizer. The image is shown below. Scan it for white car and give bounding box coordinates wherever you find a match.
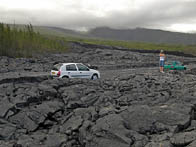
[50,63,100,80]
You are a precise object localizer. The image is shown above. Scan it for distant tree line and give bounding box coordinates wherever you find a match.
[0,23,67,57]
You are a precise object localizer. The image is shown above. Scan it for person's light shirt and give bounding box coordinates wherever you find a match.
[160,53,165,61]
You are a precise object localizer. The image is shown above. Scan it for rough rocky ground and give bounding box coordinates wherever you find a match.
[1,42,196,147]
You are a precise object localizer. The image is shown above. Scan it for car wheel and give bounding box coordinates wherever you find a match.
[91,74,98,80]
[62,76,69,79]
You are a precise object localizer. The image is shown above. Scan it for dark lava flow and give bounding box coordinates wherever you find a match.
[1,42,196,147]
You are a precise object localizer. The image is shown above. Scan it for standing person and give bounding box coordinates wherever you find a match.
[159,50,166,73]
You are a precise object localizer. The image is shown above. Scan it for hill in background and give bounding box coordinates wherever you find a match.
[2,23,196,57]
[10,24,196,45]
[88,27,196,45]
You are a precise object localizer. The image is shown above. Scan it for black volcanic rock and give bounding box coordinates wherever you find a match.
[1,43,196,146]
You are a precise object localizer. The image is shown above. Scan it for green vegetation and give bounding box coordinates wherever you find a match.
[1,23,196,58]
[0,23,68,57]
[63,36,196,55]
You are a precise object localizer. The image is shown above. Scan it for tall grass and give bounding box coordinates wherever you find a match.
[0,23,68,57]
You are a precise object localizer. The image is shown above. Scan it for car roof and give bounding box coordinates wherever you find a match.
[61,63,82,66]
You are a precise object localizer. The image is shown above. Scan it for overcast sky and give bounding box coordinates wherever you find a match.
[0,0,196,33]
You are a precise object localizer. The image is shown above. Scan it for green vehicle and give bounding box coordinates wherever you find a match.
[164,61,187,70]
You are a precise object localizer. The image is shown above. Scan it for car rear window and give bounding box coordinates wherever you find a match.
[52,63,62,71]
[66,64,77,71]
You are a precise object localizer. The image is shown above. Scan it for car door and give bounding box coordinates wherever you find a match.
[62,64,79,78]
[76,63,92,79]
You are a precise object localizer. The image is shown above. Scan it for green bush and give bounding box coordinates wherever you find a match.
[0,23,68,57]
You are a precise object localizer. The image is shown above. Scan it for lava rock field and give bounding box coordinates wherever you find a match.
[1,42,196,147]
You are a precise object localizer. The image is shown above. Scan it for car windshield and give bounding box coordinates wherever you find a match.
[52,63,62,71]
[77,64,89,71]
[165,61,172,65]
[172,61,181,65]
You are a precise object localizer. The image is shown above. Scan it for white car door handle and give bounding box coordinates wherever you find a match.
[80,72,82,73]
